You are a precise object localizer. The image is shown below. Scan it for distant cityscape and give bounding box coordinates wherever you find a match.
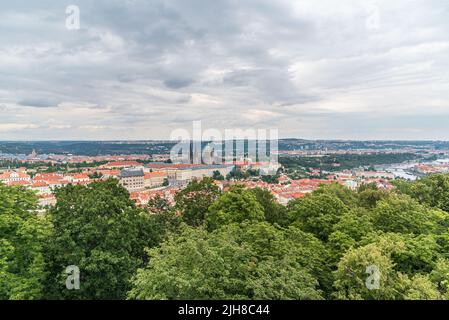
[2,139,449,209]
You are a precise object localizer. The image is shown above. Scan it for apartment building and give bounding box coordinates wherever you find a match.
[144,171,167,188]
[0,170,31,184]
[119,169,145,192]
[175,164,234,182]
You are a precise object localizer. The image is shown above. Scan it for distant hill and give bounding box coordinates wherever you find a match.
[1,139,448,156]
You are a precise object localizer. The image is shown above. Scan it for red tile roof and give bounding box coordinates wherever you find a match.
[34,173,64,181]
[0,171,30,179]
[7,180,31,186]
[104,161,141,168]
[31,182,48,187]
[144,172,167,179]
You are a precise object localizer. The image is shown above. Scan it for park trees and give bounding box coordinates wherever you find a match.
[288,193,348,241]
[4,169,449,301]
[250,187,289,226]
[128,223,323,300]
[371,194,445,234]
[174,178,220,226]
[206,185,265,230]
[43,179,155,299]
[0,184,50,299]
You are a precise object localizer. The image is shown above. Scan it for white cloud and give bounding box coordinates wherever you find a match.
[0,123,40,132]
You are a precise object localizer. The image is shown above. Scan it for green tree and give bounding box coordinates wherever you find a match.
[88,172,103,179]
[128,223,323,300]
[406,174,449,212]
[357,183,390,209]
[174,178,221,226]
[146,196,182,246]
[334,233,443,300]
[147,195,172,215]
[332,208,375,242]
[333,234,405,300]
[226,168,249,181]
[395,273,441,300]
[261,175,279,184]
[0,184,50,299]
[250,187,289,226]
[206,185,265,230]
[358,182,379,193]
[314,183,358,208]
[128,225,254,299]
[43,179,154,299]
[430,258,449,298]
[282,226,333,296]
[212,170,225,181]
[288,193,348,241]
[392,234,441,275]
[372,194,445,234]
[247,256,322,300]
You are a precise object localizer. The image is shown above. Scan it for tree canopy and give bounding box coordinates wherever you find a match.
[174,177,220,227]
[42,179,156,299]
[128,223,324,300]
[3,173,449,300]
[0,184,50,299]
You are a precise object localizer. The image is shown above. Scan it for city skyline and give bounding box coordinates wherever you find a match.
[1,0,449,140]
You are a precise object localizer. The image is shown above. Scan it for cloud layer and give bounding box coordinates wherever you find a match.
[1,0,449,140]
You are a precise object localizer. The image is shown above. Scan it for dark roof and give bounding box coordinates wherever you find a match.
[120,169,144,178]
[178,164,234,171]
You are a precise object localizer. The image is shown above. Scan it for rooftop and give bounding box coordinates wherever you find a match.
[120,169,144,178]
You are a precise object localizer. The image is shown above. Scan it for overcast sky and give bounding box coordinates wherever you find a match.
[1,0,449,140]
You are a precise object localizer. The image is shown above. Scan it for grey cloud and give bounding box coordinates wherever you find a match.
[17,98,59,108]
[1,0,449,140]
[164,78,195,89]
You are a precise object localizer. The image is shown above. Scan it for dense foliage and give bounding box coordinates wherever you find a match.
[0,185,50,299]
[280,153,420,172]
[3,174,449,300]
[42,179,160,299]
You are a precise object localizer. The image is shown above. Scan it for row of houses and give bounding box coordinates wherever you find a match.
[0,170,92,207]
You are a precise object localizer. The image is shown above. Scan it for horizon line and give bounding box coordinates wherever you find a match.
[1,138,449,143]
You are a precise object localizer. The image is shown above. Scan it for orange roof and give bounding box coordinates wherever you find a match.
[0,171,30,179]
[34,173,64,181]
[279,192,307,199]
[144,172,167,179]
[71,173,90,179]
[31,182,48,187]
[291,179,332,187]
[104,161,140,167]
[7,180,31,186]
[94,169,120,176]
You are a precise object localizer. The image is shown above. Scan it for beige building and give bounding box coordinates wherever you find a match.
[119,169,145,192]
[355,170,395,179]
[175,165,234,182]
[144,172,167,188]
[0,170,31,184]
